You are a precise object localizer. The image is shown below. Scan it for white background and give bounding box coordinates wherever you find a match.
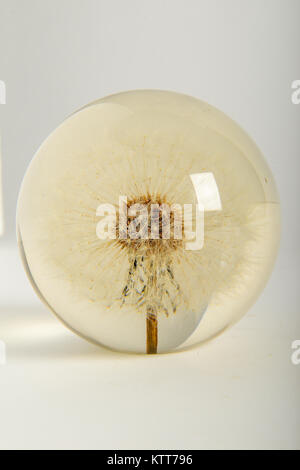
[0,0,299,450]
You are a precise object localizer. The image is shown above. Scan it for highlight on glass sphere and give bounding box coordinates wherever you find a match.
[17,90,280,354]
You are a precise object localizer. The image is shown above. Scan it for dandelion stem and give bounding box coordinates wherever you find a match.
[146,306,158,354]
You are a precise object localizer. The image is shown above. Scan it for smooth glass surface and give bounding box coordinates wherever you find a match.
[17,90,280,353]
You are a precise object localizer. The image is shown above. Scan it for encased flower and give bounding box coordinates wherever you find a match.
[17,90,280,353]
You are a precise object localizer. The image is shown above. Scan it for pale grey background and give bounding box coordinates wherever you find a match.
[0,0,299,450]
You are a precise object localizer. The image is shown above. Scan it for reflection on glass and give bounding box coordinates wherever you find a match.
[190,172,222,212]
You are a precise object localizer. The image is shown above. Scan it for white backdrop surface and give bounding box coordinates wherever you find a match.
[0,0,299,450]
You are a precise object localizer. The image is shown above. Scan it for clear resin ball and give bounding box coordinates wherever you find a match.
[17,90,280,354]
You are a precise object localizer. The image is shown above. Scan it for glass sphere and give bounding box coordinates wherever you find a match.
[17,90,280,354]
